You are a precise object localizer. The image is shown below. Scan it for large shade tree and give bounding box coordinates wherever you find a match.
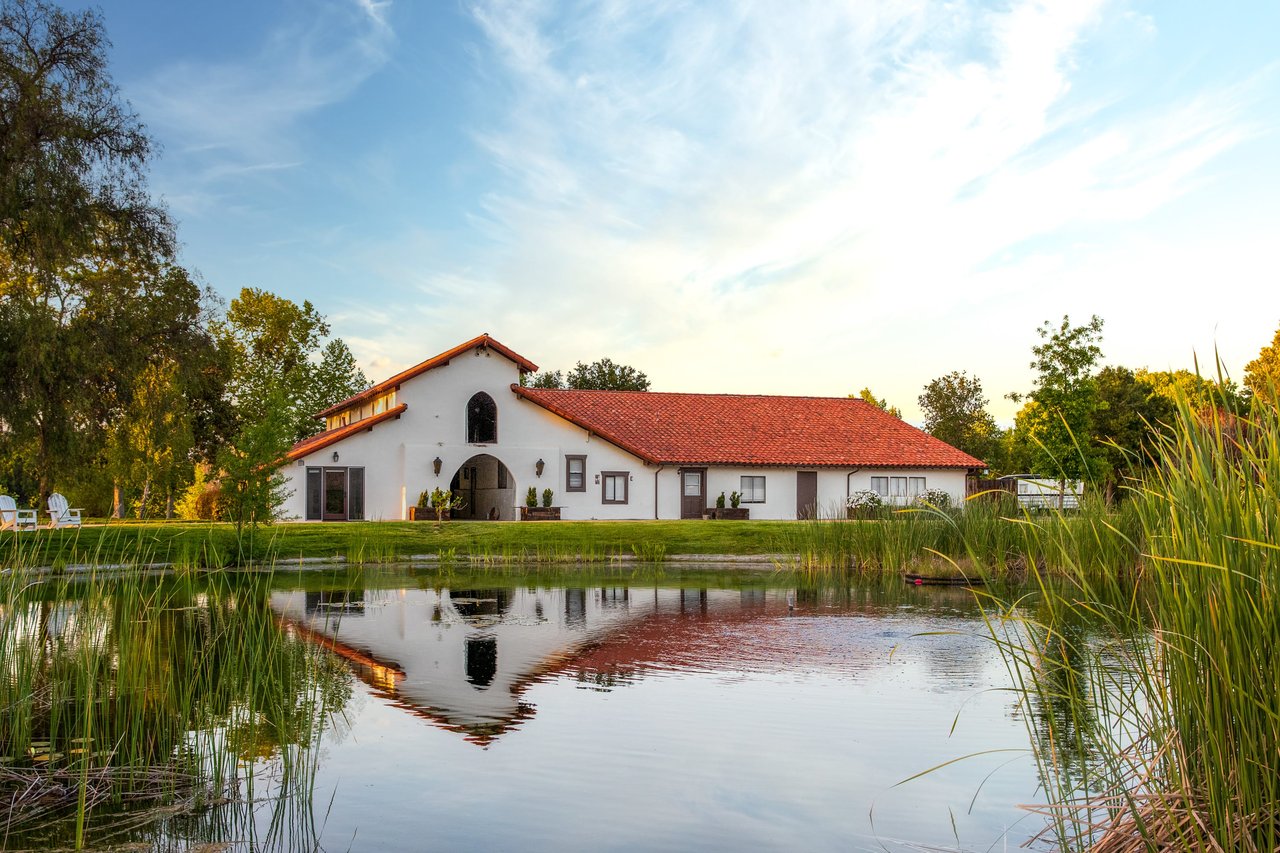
[526,358,651,391]
[918,371,1000,462]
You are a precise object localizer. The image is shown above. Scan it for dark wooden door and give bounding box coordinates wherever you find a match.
[323,468,347,520]
[796,471,818,519]
[680,469,706,519]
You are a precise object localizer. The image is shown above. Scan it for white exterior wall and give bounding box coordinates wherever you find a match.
[283,350,659,521]
[280,346,973,522]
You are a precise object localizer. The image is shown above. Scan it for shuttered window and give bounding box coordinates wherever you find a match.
[348,468,365,520]
[306,468,322,520]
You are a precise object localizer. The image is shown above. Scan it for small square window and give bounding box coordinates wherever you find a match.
[890,477,908,497]
[909,477,926,496]
[602,471,628,504]
[870,476,888,496]
[566,456,586,492]
[740,475,766,503]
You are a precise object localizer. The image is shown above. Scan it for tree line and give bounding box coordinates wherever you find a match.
[0,0,366,520]
[907,315,1278,500]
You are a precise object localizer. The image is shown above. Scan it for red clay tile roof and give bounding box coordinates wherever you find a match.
[315,334,537,419]
[287,404,407,461]
[511,387,985,469]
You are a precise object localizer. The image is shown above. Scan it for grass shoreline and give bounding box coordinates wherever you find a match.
[2,508,1142,577]
[4,519,805,569]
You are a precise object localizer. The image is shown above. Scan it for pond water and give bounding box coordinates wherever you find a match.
[2,566,1054,851]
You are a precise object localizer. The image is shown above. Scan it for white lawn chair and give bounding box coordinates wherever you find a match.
[1,495,38,532]
[46,492,83,528]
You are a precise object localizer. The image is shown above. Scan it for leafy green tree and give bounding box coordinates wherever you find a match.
[566,358,650,391]
[299,339,370,428]
[216,387,294,552]
[0,0,171,271]
[1,245,217,507]
[1137,368,1246,413]
[918,371,1000,461]
[1244,323,1280,405]
[1091,366,1174,501]
[1009,315,1106,493]
[523,359,650,391]
[107,362,194,518]
[853,388,901,419]
[525,369,566,389]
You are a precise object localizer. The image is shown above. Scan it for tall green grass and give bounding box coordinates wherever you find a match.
[986,393,1280,850]
[0,567,350,848]
[774,497,1143,581]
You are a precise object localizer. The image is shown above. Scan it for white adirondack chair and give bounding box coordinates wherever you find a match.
[1,495,38,532]
[46,492,83,528]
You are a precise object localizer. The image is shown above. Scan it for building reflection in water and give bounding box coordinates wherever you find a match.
[272,583,953,747]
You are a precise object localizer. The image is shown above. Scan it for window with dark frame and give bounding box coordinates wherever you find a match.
[566,455,586,492]
[740,475,766,503]
[870,476,889,496]
[890,476,908,498]
[466,392,497,443]
[601,471,628,504]
[909,476,926,497]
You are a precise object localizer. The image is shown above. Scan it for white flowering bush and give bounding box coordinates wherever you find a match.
[846,490,883,510]
[913,488,951,509]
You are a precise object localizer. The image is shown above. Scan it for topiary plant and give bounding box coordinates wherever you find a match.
[541,488,553,508]
[729,491,741,509]
[715,492,726,509]
[526,486,538,508]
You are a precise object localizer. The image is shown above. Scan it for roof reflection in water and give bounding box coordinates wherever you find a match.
[272,584,985,746]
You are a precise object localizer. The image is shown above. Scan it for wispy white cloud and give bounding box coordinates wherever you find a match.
[336,0,1269,420]
[136,0,395,213]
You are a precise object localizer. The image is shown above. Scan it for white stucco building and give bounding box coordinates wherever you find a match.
[280,334,985,522]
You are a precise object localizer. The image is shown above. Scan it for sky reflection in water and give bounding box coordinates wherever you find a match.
[270,572,1041,852]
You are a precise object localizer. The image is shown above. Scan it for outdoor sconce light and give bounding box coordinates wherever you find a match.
[433,457,443,476]
[535,458,545,478]
[332,452,339,463]
[594,473,600,484]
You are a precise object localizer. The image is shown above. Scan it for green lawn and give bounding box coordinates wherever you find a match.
[2,519,803,568]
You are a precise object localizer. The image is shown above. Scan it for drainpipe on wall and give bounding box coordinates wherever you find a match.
[654,465,664,519]
[846,469,861,497]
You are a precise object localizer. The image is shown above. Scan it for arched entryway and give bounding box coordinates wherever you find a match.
[449,453,517,520]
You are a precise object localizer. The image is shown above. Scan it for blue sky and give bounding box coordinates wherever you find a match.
[76,0,1279,421]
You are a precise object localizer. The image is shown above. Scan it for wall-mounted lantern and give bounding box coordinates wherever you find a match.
[332,452,340,463]
[433,456,443,476]
[594,473,600,484]
[535,458,545,478]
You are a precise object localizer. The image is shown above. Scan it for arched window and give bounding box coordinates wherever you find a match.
[466,392,497,443]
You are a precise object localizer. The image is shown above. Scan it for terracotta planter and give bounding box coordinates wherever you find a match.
[707,507,749,520]
[520,506,561,521]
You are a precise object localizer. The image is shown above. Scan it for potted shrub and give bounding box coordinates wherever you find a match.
[521,487,560,521]
[846,489,883,520]
[720,490,749,520]
[409,490,432,521]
